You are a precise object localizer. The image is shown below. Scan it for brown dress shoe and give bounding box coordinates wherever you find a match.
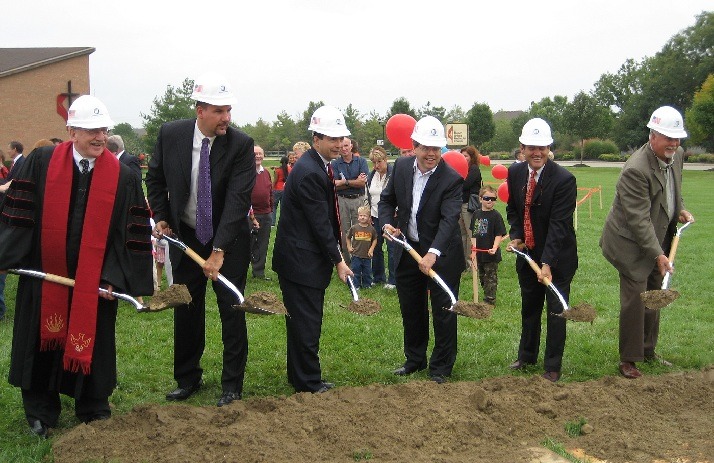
[619,361,642,379]
[542,371,561,382]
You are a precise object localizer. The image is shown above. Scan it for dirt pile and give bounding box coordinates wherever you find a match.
[53,368,713,463]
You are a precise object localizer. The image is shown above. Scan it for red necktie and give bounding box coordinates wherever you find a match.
[327,164,342,246]
[524,170,536,249]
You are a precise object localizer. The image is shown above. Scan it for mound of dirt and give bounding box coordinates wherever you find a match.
[53,369,713,463]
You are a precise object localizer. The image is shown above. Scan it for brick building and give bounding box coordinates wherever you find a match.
[0,47,94,157]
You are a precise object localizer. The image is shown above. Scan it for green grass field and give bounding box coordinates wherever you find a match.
[0,165,712,462]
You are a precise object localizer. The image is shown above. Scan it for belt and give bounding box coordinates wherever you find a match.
[338,194,363,199]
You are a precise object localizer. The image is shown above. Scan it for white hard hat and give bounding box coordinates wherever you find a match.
[647,106,687,139]
[308,105,351,137]
[66,95,114,129]
[411,116,447,148]
[519,118,553,146]
[191,72,237,106]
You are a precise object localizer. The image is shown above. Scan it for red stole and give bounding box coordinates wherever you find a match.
[40,141,119,374]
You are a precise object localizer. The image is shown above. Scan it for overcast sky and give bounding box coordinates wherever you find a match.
[3,1,711,128]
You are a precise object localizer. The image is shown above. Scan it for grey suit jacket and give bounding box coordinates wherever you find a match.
[145,119,255,260]
[600,143,684,281]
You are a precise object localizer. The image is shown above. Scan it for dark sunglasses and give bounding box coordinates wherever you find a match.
[481,196,497,202]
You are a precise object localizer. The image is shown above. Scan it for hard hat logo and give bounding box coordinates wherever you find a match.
[533,128,540,135]
[94,108,100,115]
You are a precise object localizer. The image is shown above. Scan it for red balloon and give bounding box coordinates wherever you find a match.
[497,181,509,203]
[442,150,468,179]
[479,155,491,166]
[385,114,417,149]
[491,164,508,180]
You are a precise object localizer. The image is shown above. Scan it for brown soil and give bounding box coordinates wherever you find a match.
[347,298,382,315]
[240,291,288,315]
[146,284,192,312]
[559,303,597,323]
[451,301,493,319]
[53,368,714,463]
[641,289,680,310]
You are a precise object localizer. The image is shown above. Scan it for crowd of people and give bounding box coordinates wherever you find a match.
[0,71,696,437]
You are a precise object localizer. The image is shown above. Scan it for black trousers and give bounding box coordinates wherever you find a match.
[395,240,459,377]
[250,213,272,277]
[515,259,571,372]
[172,222,250,394]
[279,276,326,392]
[22,389,110,426]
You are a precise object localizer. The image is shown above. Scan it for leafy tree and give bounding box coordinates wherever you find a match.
[445,105,466,123]
[481,119,518,153]
[527,96,569,133]
[593,58,648,112]
[241,119,272,150]
[359,111,388,153]
[386,97,417,119]
[111,122,144,156]
[562,91,614,163]
[465,102,495,149]
[272,111,299,151]
[686,73,714,151]
[141,78,196,153]
[417,101,446,120]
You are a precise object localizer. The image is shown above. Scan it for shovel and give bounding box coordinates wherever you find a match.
[343,275,382,315]
[508,246,596,322]
[158,233,284,316]
[640,221,693,310]
[7,268,190,313]
[385,231,490,319]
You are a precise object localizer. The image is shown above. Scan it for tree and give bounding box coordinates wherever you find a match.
[562,91,614,163]
[444,105,466,123]
[386,97,417,119]
[465,102,495,149]
[527,96,569,133]
[686,73,714,152]
[298,100,326,136]
[481,119,518,153]
[141,78,196,153]
[272,111,299,151]
[241,119,272,150]
[417,101,446,120]
[111,122,144,156]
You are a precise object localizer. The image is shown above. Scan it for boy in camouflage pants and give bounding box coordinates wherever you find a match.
[470,185,507,305]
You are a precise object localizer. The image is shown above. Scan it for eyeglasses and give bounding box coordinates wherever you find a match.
[78,128,109,136]
[481,196,497,202]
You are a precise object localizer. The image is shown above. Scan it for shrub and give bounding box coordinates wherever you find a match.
[583,139,619,159]
[598,154,624,162]
[688,153,714,163]
[558,151,575,161]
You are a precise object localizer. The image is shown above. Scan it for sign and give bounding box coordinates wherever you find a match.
[446,123,468,146]
[376,139,384,146]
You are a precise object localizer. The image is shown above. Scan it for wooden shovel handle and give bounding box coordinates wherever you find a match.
[667,235,680,264]
[472,260,478,302]
[405,247,438,279]
[524,257,553,286]
[182,246,207,266]
[41,273,76,287]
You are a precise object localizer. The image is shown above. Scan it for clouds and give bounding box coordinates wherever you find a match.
[3,0,711,127]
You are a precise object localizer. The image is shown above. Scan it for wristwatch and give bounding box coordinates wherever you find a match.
[212,247,225,253]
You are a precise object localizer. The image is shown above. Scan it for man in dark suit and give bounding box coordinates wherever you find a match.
[0,140,26,320]
[146,73,255,406]
[506,118,578,382]
[600,106,694,379]
[380,116,465,384]
[107,135,142,180]
[272,105,352,393]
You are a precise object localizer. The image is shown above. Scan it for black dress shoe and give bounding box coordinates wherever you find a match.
[430,375,447,384]
[29,419,48,438]
[217,391,241,407]
[166,380,202,401]
[315,381,335,393]
[392,364,427,376]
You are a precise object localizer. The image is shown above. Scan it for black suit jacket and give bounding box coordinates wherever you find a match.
[145,119,255,264]
[378,156,465,273]
[272,149,342,289]
[118,151,142,181]
[1,155,25,183]
[506,160,578,277]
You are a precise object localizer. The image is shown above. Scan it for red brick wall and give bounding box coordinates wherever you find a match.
[0,56,90,154]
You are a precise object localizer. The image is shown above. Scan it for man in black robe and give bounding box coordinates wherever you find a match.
[0,95,153,437]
